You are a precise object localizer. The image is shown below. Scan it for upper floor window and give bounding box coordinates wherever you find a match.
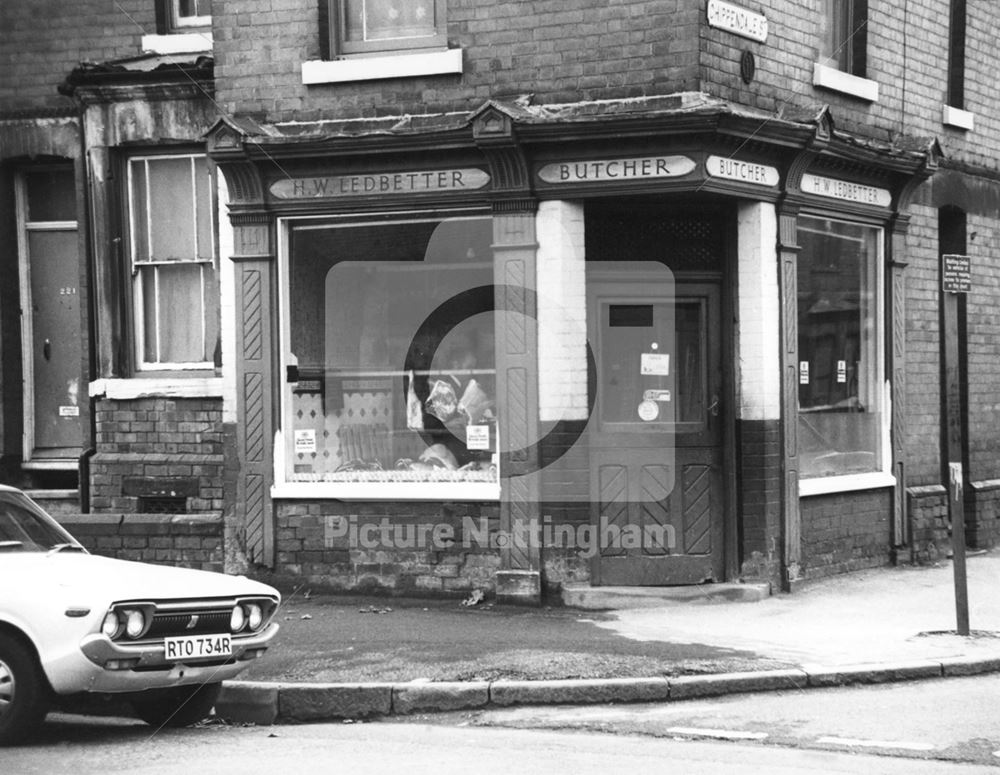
[947,0,966,108]
[145,0,212,53]
[332,0,446,55]
[170,0,211,30]
[127,154,219,371]
[820,0,867,76]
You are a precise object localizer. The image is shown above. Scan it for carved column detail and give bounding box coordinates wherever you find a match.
[492,208,542,603]
[777,209,802,590]
[232,221,276,568]
[889,218,910,555]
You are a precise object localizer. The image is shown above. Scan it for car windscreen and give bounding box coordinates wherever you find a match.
[0,491,79,552]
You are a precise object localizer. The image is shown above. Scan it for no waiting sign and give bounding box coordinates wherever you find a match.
[942,254,971,294]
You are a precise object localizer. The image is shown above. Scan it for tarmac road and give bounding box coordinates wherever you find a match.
[446,671,1000,768]
[8,713,998,775]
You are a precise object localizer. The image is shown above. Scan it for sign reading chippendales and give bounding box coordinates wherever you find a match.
[270,168,490,199]
[537,156,696,184]
[801,173,892,207]
[707,0,768,42]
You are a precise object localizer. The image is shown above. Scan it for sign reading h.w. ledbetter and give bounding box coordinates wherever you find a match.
[270,168,490,199]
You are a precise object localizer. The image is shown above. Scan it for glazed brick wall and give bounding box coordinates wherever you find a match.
[56,513,224,572]
[799,490,892,579]
[738,419,781,582]
[0,1,152,114]
[273,501,501,596]
[90,397,225,514]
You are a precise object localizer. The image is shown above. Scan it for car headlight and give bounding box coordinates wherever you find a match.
[116,609,143,639]
[246,603,263,631]
[102,610,121,639]
[124,609,146,639]
[230,604,246,633]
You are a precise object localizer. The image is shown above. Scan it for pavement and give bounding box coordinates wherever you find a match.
[214,549,1000,725]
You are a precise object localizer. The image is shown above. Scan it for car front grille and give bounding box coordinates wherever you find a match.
[144,609,232,639]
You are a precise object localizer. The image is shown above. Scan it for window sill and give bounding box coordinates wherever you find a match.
[89,376,223,400]
[942,104,974,131]
[141,32,213,55]
[271,481,500,501]
[301,48,463,85]
[812,62,879,102]
[799,471,895,497]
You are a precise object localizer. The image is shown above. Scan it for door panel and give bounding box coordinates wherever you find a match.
[18,168,84,465]
[29,230,83,452]
[589,277,724,585]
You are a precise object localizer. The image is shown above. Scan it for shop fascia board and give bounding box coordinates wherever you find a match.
[207,101,938,197]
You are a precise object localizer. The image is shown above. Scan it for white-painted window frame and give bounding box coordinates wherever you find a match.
[796,216,893,496]
[126,153,217,372]
[272,211,501,502]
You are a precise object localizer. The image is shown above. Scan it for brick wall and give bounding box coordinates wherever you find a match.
[90,397,225,515]
[0,0,152,115]
[907,484,948,564]
[209,0,1000,179]
[213,0,703,121]
[57,513,224,572]
[273,501,501,596]
[800,489,892,579]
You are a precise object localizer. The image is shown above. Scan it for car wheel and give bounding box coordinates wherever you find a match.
[130,682,222,728]
[0,633,49,746]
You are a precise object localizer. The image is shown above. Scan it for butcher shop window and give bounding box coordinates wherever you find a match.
[280,215,498,494]
[797,216,886,482]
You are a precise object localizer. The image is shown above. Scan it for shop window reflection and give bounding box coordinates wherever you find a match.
[797,216,884,479]
[285,216,498,486]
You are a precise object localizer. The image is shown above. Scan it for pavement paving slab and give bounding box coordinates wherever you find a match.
[215,551,1000,724]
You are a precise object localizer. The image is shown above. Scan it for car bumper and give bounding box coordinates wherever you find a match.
[61,622,280,694]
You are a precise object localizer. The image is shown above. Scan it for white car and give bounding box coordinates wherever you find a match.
[0,485,280,744]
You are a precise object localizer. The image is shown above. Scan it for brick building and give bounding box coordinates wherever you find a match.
[1,0,998,603]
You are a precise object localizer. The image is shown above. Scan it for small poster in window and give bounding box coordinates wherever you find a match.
[294,429,317,454]
[799,361,810,385]
[466,424,490,450]
[837,360,847,383]
[640,353,670,375]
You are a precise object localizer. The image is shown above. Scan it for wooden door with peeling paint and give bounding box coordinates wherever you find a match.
[16,167,84,470]
[587,275,724,585]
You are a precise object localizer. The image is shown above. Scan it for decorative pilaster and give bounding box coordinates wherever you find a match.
[888,225,909,557]
[209,120,277,569]
[777,209,802,590]
[229,213,277,568]
[473,104,542,603]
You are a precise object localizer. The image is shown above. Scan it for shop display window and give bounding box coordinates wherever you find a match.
[283,215,498,487]
[797,216,885,479]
